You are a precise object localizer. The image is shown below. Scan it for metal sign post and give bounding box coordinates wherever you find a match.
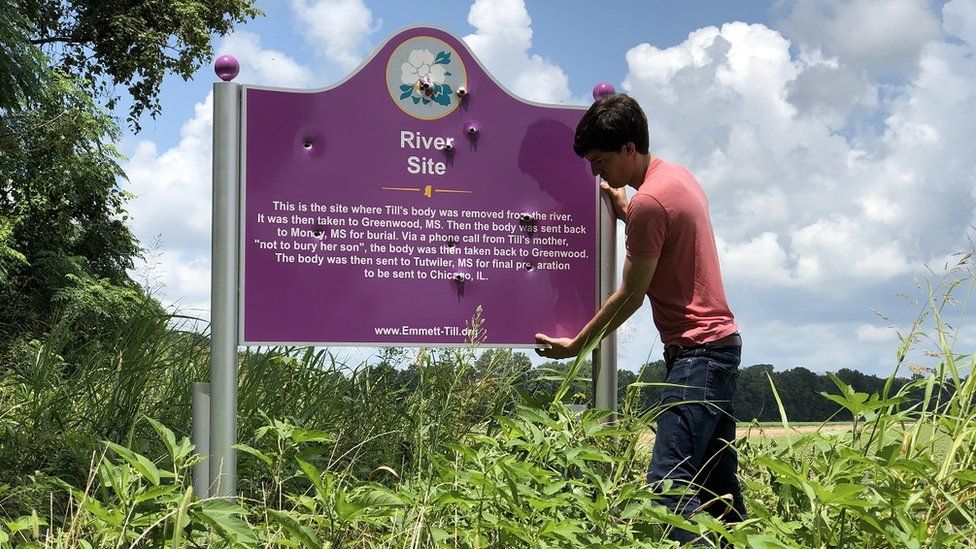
[593,189,618,412]
[591,82,619,414]
[207,60,242,498]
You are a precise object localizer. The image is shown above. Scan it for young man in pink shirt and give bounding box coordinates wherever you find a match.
[535,93,746,543]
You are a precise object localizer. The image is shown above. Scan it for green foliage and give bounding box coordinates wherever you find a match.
[21,0,261,129]
[0,217,28,285]
[0,2,46,110]
[0,68,157,355]
[0,310,207,523]
[1,0,261,358]
[2,255,976,546]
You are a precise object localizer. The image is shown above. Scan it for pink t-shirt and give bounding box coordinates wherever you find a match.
[625,157,738,346]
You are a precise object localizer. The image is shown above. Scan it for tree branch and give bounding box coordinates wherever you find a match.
[29,36,87,46]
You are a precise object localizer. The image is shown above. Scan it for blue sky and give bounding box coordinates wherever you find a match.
[119,0,976,376]
[134,1,778,149]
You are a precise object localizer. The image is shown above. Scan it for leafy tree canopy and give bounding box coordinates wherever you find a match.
[0,70,150,344]
[0,2,46,110]
[1,0,260,349]
[21,0,260,129]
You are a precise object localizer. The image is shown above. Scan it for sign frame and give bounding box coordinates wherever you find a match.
[236,25,602,349]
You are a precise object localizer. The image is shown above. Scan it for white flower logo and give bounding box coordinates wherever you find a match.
[401,49,447,86]
[396,48,455,108]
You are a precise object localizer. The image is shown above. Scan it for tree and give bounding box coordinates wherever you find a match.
[475,349,532,378]
[0,2,46,111]
[617,368,638,408]
[1,0,260,349]
[734,364,776,422]
[521,359,593,405]
[630,360,667,412]
[21,0,261,129]
[0,71,150,348]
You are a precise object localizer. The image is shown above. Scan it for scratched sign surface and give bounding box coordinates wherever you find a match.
[240,27,597,346]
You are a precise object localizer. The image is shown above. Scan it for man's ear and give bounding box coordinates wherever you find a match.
[622,142,636,156]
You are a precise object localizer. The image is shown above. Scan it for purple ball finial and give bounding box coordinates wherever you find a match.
[215,55,240,81]
[592,82,616,101]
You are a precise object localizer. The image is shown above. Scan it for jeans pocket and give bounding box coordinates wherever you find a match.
[705,347,741,370]
[704,358,737,415]
[661,356,712,408]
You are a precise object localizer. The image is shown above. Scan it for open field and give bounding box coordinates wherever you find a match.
[637,422,852,450]
[736,422,850,438]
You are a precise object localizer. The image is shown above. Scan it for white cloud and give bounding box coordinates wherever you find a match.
[125,33,319,317]
[622,18,974,297]
[944,0,976,46]
[856,323,898,343]
[789,217,914,286]
[717,218,915,293]
[615,9,976,374]
[289,0,379,72]
[786,61,875,126]
[719,232,793,288]
[779,0,941,76]
[125,93,214,253]
[463,0,574,104]
[124,92,213,318]
[745,319,900,372]
[151,251,212,316]
[217,31,315,87]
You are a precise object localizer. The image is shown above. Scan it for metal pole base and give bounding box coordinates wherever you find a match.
[192,382,211,498]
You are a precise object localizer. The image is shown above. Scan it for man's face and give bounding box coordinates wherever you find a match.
[584,144,632,188]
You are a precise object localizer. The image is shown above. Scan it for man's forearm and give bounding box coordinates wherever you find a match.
[613,199,627,220]
[572,288,643,352]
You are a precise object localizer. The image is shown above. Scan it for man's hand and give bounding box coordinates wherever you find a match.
[534,333,579,359]
[601,181,628,220]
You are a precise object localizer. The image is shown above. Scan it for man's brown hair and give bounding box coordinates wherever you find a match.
[573,93,649,157]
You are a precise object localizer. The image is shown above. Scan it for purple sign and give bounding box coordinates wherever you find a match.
[240,27,598,346]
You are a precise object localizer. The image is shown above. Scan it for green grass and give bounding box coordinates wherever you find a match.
[2,256,976,546]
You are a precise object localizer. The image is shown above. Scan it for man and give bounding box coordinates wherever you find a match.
[534,93,747,543]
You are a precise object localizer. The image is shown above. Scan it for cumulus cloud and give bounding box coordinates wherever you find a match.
[944,0,976,46]
[218,31,315,87]
[125,93,214,254]
[616,5,976,373]
[786,61,874,125]
[125,32,318,318]
[124,92,214,319]
[778,0,941,76]
[463,0,574,104]
[622,17,973,295]
[746,319,901,371]
[718,232,793,288]
[856,323,898,343]
[289,0,379,72]
[145,250,212,315]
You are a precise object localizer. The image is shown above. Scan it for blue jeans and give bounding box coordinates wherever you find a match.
[647,343,748,544]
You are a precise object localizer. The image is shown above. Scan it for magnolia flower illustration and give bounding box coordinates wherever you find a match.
[396,47,455,108]
[401,49,447,86]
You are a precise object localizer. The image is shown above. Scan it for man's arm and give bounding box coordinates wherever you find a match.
[535,254,657,359]
[601,181,628,220]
